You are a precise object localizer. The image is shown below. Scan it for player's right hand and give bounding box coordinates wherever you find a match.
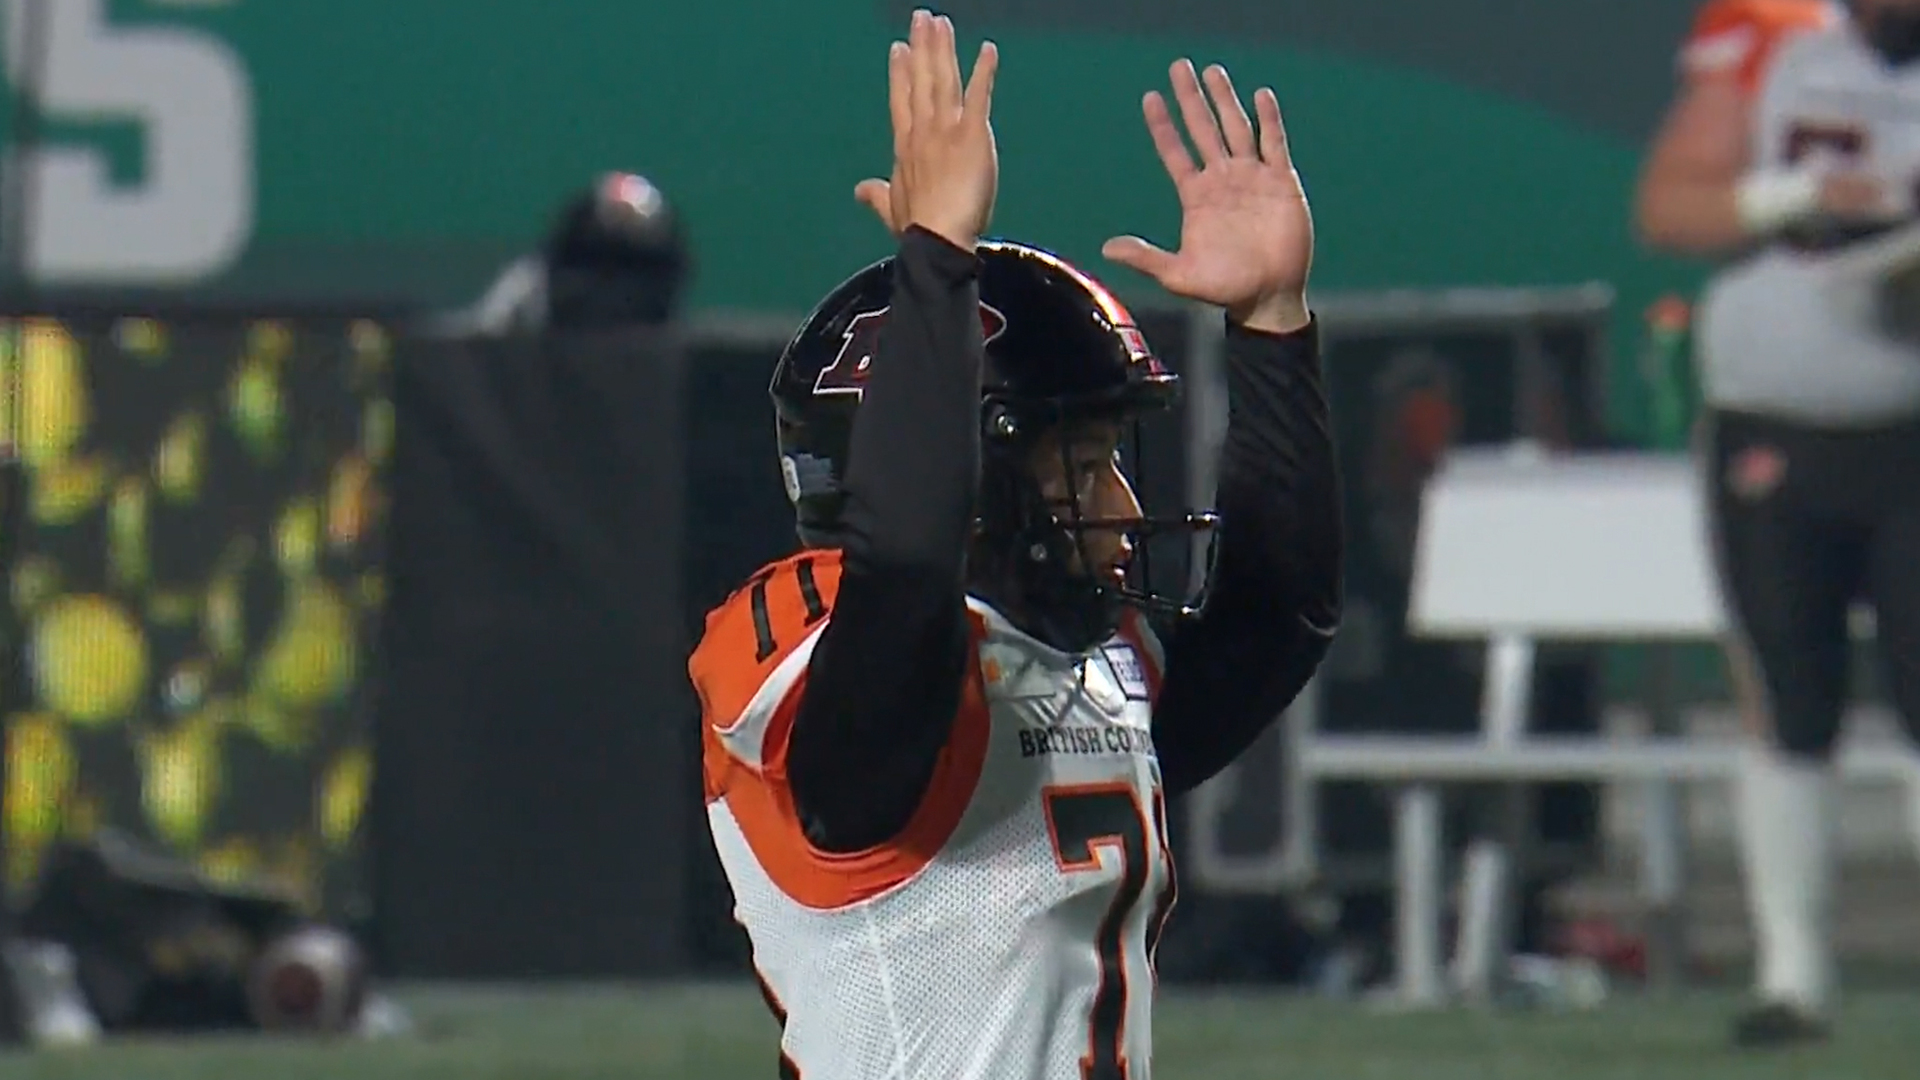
[854,11,998,249]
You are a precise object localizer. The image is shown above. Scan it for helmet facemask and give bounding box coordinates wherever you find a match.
[972,388,1218,654]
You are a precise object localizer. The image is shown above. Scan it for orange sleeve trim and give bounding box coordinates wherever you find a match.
[1682,0,1835,93]
[690,550,843,732]
[705,611,994,910]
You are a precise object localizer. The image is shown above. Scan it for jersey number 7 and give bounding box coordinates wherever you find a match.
[1044,783,1176,1080]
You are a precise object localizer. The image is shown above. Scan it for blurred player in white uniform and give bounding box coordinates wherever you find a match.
[1639,0,1920,1048]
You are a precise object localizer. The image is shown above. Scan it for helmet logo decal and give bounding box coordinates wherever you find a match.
[813,303,1008,397]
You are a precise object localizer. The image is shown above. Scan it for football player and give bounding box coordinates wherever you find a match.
[690,10,1338,1080]
[1638,0,1920,1049]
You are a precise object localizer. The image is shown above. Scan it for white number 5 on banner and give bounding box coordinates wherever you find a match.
[4,0,254,284]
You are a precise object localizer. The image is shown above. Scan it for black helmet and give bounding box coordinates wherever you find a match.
[542,172,690,326]
[770,239,1216,650]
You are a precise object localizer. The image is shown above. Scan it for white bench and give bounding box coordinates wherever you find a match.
[1294,448,1909,1008]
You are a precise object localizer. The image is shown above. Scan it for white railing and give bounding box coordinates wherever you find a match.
[1287,448,1911,1008]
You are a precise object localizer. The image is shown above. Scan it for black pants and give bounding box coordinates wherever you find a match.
[1706,409,1920,758]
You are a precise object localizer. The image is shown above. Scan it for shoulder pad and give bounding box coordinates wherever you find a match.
[689,550,842,730]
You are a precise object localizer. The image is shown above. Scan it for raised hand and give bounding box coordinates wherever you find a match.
[1103,60,1313,333]
[853,10,999,248]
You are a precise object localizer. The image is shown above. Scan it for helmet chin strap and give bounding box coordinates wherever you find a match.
[1013,535,1124,655]
[966,506,1123,657]
[969,447,1125,655]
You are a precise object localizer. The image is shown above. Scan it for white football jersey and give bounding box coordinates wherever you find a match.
[694,550,1173,1080]
[1697,8,1920,423]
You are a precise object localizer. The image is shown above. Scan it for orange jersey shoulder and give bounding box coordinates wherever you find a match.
[1682,0,1840,92]
[689,549,843,733]
[694,549,997,910]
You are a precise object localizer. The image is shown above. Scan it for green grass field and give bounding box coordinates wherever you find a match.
[0,983,1908,1080]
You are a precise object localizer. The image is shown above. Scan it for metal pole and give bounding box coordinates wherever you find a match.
[0,0,53,1042]
[3,0,50,286]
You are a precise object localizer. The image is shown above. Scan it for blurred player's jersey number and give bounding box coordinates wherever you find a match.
[1784,122,1865,165]
[3,0,253,284]
[1779,121,1908,252]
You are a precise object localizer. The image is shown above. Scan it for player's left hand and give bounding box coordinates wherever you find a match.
[1103,60,1313,334]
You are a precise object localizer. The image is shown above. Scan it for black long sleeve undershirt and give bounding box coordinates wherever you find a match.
[786,243,1341,846]
[1152,318,1342,798]
[784,228,982,852]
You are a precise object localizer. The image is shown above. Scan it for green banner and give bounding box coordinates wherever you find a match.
[7,2,1700,408]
